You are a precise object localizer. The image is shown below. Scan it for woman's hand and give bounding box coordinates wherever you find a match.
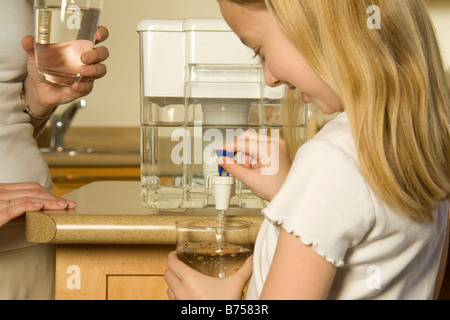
[164,251,253,300]
[0,182,76,227]
[21,26,110,118]
[217,131,292,202]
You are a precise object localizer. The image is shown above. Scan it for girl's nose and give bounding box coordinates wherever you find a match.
[263,67,282,88]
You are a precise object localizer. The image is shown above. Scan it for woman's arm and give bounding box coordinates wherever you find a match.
[260,228,337,300]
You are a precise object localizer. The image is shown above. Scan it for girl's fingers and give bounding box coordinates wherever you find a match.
[231,255,253,286]
[219,131,277,161]
[217,157,263,187]
[164,268,181,300]
[166,251,191,280]
[221,135,259,156]
[164,251,187,300]
[167,287,175,300]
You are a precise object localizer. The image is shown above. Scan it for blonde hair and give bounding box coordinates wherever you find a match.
[226,0,450,223]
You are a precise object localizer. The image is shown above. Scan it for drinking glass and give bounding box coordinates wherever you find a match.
[175,218,252,278]
[34,0,103,86]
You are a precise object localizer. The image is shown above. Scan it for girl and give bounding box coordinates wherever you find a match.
[164,0,450,300]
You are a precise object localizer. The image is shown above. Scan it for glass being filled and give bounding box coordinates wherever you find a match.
[175,218,252,278]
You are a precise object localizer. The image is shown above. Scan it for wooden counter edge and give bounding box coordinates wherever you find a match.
[25,212,263,245]
[26,212,57,244]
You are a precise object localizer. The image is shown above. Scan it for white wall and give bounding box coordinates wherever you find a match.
[428,1,450,70]
[68,0,450,127]
[70,0,222,127]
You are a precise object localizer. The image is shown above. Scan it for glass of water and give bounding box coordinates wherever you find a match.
[175,218,252,279]
[34,0,103,86]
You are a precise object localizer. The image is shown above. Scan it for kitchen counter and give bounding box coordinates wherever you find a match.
[26,181,263,245]
[25,181,263,300]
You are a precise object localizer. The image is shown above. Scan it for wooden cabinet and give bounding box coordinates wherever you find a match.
[55,244,173,300]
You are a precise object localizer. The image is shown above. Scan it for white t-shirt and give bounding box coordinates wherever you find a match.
[246,112,449,300]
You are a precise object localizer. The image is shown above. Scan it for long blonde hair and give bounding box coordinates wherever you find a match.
[226,0,450,223]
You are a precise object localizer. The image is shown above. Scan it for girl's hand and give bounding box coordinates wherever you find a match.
[217,131,292,202]
[21,26,110,118]
[164,251,253,300]
[0,182,76,227]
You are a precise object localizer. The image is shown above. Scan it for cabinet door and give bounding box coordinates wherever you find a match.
[55,244,173,300]
[108,276,168,300]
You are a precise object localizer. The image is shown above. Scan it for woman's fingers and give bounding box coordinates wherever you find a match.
[2,197,75,210]
[81,46,109,65]
[80,63,107,79]
[94,26,109,44]
[0,183,55,202]
[21,35,35,53]
[0,202,44,226]
[0,182,77,210]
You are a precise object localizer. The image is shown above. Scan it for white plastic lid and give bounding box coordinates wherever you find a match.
[183,18,231,31]
[137,19,184,32]
[137,19,232,32]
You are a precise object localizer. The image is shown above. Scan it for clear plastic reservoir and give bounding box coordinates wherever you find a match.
[138,19,307,211]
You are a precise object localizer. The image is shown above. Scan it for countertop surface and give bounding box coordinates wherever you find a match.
[26,181,264,245]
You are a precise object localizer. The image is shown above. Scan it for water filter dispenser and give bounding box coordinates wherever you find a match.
[137,18,306,212]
